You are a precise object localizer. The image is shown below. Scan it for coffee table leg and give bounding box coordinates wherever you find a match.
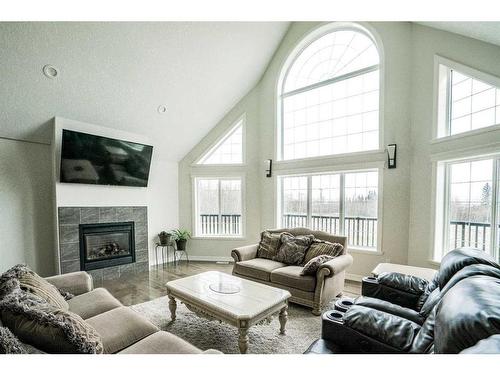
[238,328,249,354]
[168,295,177,321]
[279,305,288,334]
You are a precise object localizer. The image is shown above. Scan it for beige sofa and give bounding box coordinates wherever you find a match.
[231,228,353,315]
[14,271,217,354]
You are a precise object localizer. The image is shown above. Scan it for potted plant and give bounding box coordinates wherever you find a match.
[172,229,191,251]
[158,231,172,246]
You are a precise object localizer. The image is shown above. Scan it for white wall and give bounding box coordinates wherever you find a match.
[53,117,178,271]
[407,24,500,269]
[179,22,414,278]
[0,139,55,276]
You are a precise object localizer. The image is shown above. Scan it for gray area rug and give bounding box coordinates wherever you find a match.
[130,297,337,354]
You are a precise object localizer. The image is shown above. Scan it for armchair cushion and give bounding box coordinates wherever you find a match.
[68,288,122,319]
[118,331,202,354]
[273,233,314,265]
[270,266,316,292]
[86,306,157,354]
[45,271,94,296]
[344,305,421,351]
[233,258,287,282]
[301,240,344,265]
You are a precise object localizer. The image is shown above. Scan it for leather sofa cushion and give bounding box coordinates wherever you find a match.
[438,247,500,288]
[434,275,500,353]
[354,296,424,325]
[460,334,500,354]
[270,266,316,292]
[344,305,421,351]
[86,306,158,353]
[118,331,202,354]
[68,288,122,319]
[233,259,287,281]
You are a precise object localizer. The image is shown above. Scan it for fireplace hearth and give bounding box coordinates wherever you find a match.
[79,222,135,271]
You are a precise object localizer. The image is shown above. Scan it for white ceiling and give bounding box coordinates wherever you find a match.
[417,22,500,47]
[0,22,289,160]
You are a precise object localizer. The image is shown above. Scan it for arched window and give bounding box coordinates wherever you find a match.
[278,25,381,160]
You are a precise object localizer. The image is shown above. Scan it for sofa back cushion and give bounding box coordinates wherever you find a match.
[0,264,69,310]
[272,233,314,265]
[301,240,344,265]
[268,227,347,253]
[257,231,286,260]
[0,290,103,354]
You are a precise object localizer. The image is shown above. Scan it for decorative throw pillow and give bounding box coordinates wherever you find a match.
[301,255,335,276]
[0,264,69,310]
[301,240,344,265]
[257,231,283,259]
[0,290,103,354]
[0,326,27,354]
[273,233,314,265]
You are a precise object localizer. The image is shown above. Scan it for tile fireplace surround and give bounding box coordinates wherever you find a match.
[58,206,149,282]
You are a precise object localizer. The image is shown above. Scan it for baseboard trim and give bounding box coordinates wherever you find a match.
[346,273,364,282]
[188,256,234,263]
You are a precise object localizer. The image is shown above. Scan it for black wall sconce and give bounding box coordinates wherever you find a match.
[265,159,273,178]
[387,144,397,169]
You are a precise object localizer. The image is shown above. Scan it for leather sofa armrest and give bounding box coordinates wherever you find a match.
[343,305,421,352]
[231,244,259,262]
[45,271,94,296]
[361,274,426,310]
[317,254,353,278]
[378,272,428,295]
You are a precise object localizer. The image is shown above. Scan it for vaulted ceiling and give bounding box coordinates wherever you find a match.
[0,22,289,160]
[417,22,500,47]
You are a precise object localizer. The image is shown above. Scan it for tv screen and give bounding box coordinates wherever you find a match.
[60,129,153,187]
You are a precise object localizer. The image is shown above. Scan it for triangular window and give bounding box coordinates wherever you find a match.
[198,119,243,165]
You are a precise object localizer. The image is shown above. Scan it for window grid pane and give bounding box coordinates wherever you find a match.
[450,70,500,136]
[281,29,380,161]
[196,178,242,236]
[279,170,378,249]
[199,122,243,165]
[283,69,379,160]
[446,160,493,254]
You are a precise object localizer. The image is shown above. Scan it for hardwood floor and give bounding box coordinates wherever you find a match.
[95,261,361,306]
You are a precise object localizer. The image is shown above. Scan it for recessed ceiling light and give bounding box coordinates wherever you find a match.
[157,105,167,114]
[43,64,59,79]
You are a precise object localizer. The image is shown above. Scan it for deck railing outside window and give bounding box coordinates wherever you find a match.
[448,220,496,251]
[283,214,377,248]
[200,214,241,236]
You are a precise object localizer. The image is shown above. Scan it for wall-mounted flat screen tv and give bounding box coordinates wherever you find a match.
[60,129,153,187]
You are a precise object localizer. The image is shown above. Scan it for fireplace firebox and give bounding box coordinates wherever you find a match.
[79,222,135,271]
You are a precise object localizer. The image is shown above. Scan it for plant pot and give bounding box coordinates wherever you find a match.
[176,239,187,250]
[159,233,171,246]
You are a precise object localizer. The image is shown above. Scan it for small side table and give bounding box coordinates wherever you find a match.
[174,245,189,264]
[154,242,176,266]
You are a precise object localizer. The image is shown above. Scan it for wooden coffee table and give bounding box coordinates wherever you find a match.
[166,271,291,354]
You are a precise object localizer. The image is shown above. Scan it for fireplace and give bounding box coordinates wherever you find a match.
[79,222,135,271]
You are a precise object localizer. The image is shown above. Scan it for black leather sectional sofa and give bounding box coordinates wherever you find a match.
[305,248,500,354]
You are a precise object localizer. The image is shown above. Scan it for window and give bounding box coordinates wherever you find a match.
[278,169,379,250]
[194,177,243,237]
[434,156,500,262]
[278,25,380,160]
[436,58,500,138]
[197,119,243,165]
